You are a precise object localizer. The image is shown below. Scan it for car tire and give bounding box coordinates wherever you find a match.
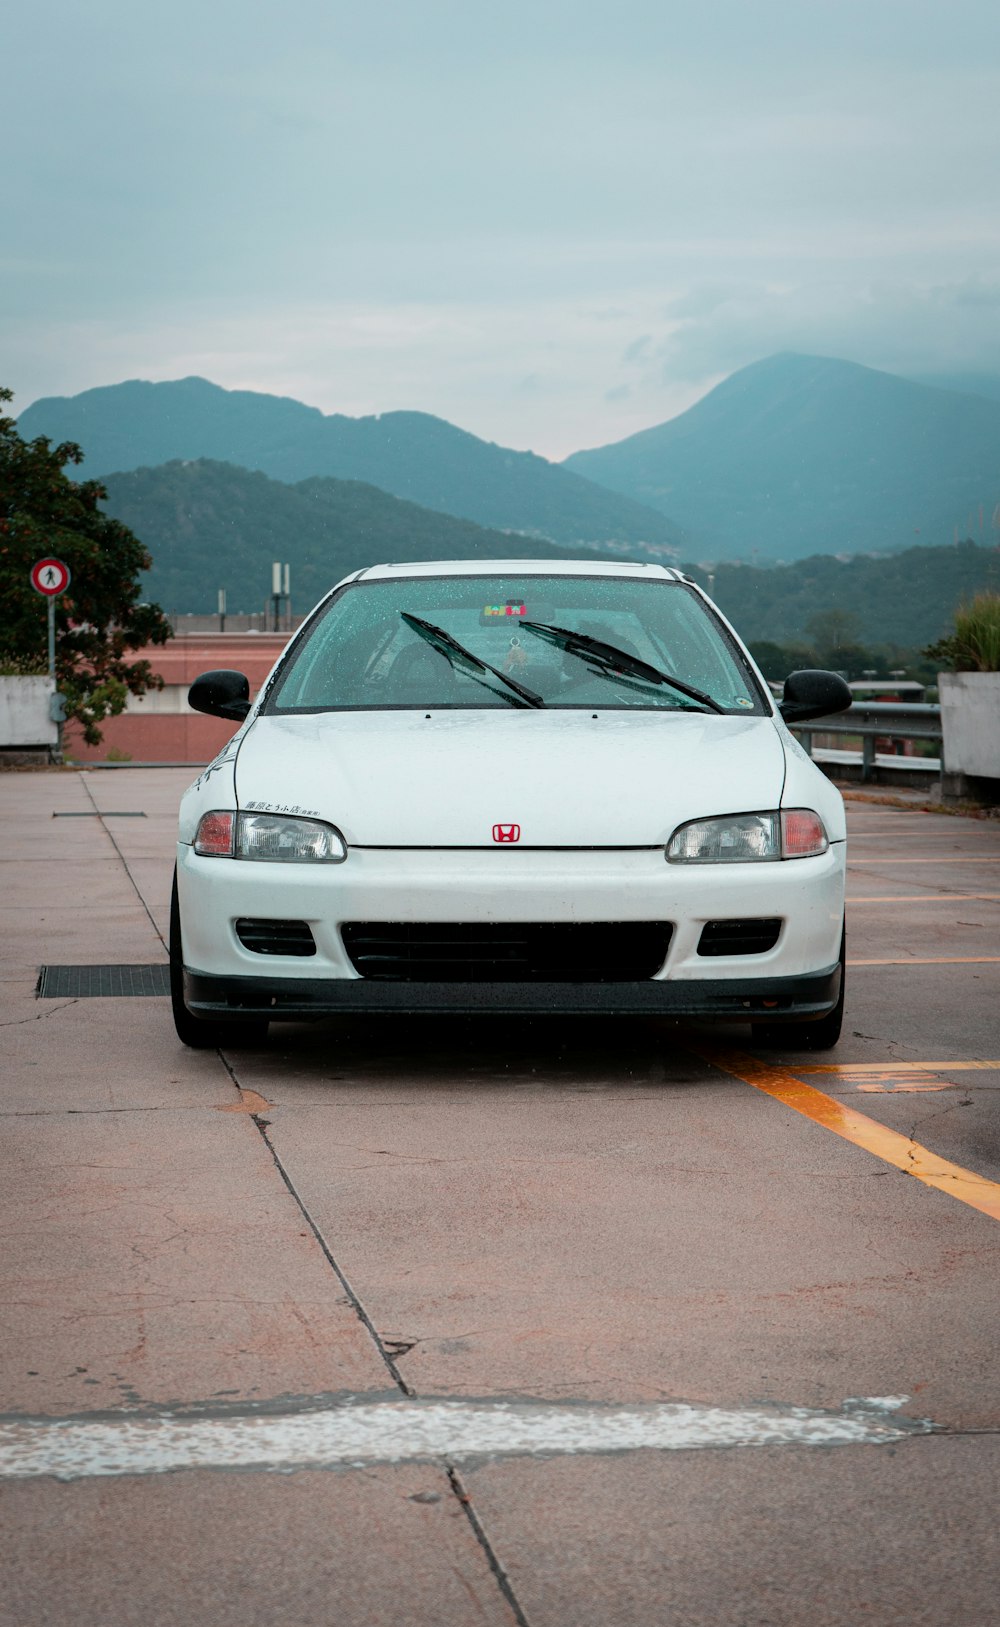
[170,868,269,1050]
[751,923,845,1052]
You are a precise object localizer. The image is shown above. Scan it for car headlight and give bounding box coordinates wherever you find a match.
[666,809,828,863]
[194,810,347,862]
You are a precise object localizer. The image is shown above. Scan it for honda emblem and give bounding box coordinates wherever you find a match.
[492,823,521,843]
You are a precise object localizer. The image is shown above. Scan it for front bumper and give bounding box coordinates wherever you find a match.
[177,841,845,1022]
[184,961,841,1020]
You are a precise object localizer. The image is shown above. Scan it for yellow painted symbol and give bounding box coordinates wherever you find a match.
[853,1072,954,1094]
[802,1060,1000,1074]
[802,1059,989,1093]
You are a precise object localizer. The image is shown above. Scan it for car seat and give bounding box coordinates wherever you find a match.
[387,642,459,703]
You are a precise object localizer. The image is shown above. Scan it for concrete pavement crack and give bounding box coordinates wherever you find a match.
[216,1050,536,1627]
[216,1049,414,1396]
[446,1465,534,1627]
[0,1106,222,1118]
[2,999,79,1026]
[79,772,166,950]
[911,1097,975,1135]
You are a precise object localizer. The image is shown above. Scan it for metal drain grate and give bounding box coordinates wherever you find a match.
[52,811,147,818]
[37,964,171,998]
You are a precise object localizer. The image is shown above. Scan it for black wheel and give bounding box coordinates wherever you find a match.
[751,924,845,1052]
[170,868,268,1049]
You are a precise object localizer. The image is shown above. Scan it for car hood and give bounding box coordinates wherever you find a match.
[233,709,787,847]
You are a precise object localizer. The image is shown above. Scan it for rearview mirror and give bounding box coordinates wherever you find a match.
[778,669,852,724]
[188,669,252,721]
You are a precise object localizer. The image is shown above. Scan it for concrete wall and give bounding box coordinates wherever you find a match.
[0,677,57,747]
[939,672,1000,779]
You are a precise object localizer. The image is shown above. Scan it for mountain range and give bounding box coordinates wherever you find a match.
[565,353,1000,560]
[19,353,1000,568]
[18,377,684,554]
[906,372,1000,405]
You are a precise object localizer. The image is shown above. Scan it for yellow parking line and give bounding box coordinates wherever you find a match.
[849,858,1000,864]
[848,957,1000,965]
[801,1060,1000,1074]
[847,895,1000,903]
[697,1048,1000,1223]
[847,830,999,837]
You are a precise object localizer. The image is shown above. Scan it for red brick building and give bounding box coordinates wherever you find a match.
[65,634,291,764]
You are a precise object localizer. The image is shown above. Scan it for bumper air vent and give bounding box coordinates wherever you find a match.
[697,918,782,957]
[340,922,673,982]
[235,919,316,957]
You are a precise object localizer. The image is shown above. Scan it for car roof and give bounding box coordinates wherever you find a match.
[346,559,689,583]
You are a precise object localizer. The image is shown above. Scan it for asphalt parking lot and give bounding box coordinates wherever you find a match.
[2,768,998,1627]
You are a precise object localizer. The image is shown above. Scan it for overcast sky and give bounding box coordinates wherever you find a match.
[5,0,1000,457]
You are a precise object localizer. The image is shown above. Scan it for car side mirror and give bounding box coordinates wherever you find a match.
[779,669,853,724]
[188,669,252,721]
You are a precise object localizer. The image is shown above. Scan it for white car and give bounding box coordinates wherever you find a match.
[172,560,851,1050]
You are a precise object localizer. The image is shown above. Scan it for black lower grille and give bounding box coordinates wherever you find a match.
[341,922,673,982]
[697,918,782,957]
[235,919,316,957]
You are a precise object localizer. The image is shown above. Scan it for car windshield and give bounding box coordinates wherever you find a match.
[267,574,766,714]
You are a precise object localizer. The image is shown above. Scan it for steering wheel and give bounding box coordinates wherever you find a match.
[555,670,647,703]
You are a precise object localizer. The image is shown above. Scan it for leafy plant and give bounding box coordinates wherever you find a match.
[0,387,172,743]
[925,591,1000,672]
[0,654,48,676]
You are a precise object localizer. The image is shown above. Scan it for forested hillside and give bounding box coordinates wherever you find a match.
[99,460,999,663]
[100,460,573,614]
[689,541,1000,650]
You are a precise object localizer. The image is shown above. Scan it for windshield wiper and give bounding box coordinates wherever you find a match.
[400,613,545,708]
[518,621,724,713]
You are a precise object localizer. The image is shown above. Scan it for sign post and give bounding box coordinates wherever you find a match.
[270,561,291,631]
[30,558,71,758]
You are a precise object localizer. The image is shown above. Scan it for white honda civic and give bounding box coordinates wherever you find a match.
[172,559,851,1049]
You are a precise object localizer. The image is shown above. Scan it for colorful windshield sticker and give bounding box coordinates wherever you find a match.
[734,696,754,708]
[482,602,527,618]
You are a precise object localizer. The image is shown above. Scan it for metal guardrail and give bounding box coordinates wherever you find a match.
[792,702,942,784]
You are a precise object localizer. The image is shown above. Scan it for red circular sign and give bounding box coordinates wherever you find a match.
[30,558,71,596]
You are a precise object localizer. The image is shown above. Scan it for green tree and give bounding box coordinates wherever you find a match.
[746,639,817,680]
[0,388,171,743]
[804,608,862,665]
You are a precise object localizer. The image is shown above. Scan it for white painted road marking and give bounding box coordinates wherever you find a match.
[0,1397,926,1481]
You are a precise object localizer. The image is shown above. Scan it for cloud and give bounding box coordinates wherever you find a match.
[13,271,1000,463]
[665,285,749,321]
[6,294,699,460]
[621,335,653,365]
[650,276,1000,384]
